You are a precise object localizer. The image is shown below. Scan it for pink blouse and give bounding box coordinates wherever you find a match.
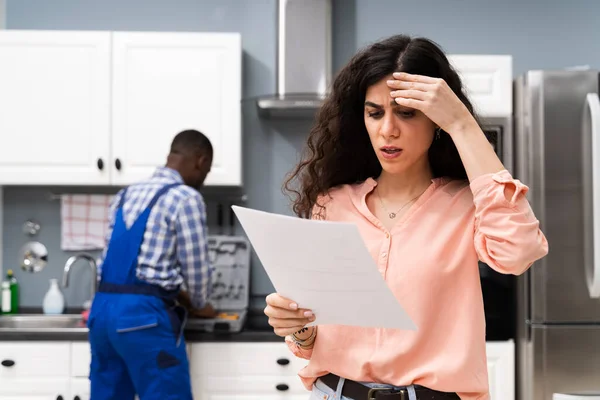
[285,170,548,400]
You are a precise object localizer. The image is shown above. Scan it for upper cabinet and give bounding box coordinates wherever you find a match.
[111,32,241,186]
[0,30,112,185]
[448,55,512,118]
[0,30,242,187]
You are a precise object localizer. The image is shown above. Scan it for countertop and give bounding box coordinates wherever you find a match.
[0,328,284,342]
[0,308,283,342]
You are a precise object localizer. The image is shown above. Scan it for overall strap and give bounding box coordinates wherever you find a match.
[117,182,182,211]
[146,183,182,210]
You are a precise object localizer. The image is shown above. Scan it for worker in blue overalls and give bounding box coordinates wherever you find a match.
[87,129,217,400]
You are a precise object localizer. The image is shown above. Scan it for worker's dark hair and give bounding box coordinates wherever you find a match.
[170,129,213,158]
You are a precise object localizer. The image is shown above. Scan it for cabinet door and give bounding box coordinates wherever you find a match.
[448,55,512,118]
[69,378,90,400]
[111,32,242,186]
[192,376,309,400]
[0,342,71,378]
[0,30,111,185]
[202,395,307,400]
[486,340,515,400]
[70,342,91,378]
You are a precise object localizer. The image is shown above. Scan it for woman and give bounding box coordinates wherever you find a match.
[264,34,548,400]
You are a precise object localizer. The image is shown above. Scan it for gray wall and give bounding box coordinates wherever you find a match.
[3,0,600,309]
[332,0,600,75]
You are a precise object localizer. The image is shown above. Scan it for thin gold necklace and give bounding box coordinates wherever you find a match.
[376,186,428,219]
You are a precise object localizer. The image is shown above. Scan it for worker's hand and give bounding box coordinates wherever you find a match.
[264,293,315,337]
[177,291,194,310]
[188,303,218,319]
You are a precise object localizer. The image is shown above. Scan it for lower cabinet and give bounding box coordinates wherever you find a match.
[486,340,516,400]
[0,340,515,399]
[189,342,310,399]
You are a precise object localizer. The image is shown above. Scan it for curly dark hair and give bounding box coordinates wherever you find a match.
[284,34,490,219]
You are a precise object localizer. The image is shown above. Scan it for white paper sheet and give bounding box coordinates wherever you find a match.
[231,206,417,330]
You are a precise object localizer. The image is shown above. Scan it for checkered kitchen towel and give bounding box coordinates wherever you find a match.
[60,194,115,251]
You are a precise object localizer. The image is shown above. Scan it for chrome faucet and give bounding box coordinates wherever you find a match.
[62,253,97,309]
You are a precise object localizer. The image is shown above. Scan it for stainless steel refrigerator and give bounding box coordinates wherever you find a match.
[515,69,600,400]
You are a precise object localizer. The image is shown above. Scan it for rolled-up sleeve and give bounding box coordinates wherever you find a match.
[471,170,548,275]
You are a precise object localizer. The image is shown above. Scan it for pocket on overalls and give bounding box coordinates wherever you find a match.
[115,314,159,333]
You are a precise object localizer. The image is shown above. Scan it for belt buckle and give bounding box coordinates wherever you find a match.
[366,387,406,400]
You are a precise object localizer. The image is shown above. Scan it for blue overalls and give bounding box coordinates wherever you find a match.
[87,183,193,400]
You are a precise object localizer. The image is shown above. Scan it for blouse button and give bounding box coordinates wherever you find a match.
[385,233,390,238]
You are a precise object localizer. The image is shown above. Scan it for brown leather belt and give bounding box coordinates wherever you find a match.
[320,373,460,400]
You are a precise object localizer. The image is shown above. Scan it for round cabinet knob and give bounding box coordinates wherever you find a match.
[97,158,104,170]
[56,396,63,400]
[276,357,290,366]
[276,383,289,391]
[1,360,15,367]
[115,158,122,170]
[74,396,81,400]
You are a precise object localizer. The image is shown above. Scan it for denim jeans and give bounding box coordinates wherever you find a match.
[309,377,418,400]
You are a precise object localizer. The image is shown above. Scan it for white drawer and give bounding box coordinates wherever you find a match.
[0,342,70,378]
[192,375,309,395]
[190,342,309,377]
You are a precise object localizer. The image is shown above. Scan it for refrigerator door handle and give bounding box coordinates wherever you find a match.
[583,92,600,298]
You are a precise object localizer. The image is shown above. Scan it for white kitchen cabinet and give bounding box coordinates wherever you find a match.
[486,340,515,400]
[193,377,308,400]
[0,30,242,187]
[0,379,71,399]
[0,30,111,185]
[190,341,515,400]
[448,55,512,118]
[69,378,90,399]
[0,341,72,399]
[190,342,310,400]
[0,339,515,399]
[70,342,91,378]
[111,32,242,187]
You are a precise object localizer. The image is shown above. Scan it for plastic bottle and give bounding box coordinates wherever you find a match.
[42,278,65,315]
[1,270,18,314]
[6,270,19,314]
[1,282,11,314]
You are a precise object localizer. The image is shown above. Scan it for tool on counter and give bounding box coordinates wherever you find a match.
[216,312,240,320]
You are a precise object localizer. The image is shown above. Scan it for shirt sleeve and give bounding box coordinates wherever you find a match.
[96,190,123,282]
[470,169,549,275]
[174,194,212,309]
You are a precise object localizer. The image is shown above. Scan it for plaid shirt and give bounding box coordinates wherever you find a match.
[98,167,212,308]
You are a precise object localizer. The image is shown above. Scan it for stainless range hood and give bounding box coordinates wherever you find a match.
[256,0,332,118]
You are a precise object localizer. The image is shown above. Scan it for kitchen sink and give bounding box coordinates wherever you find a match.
[0,314,88,332]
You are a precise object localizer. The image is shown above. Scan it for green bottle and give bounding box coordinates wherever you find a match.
[1,270,19,314]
